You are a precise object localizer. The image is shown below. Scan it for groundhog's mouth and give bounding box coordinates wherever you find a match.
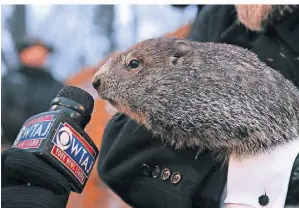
[108,98,117,106]
[107,98,118,107]
[99,93,118,107]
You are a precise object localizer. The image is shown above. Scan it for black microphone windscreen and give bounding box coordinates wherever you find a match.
[56,86,94,116]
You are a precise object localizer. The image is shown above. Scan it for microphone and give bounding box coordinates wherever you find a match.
[11,86,99,193]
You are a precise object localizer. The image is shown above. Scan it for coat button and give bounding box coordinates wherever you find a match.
[141,164,152,176]
[258,194,269,206]
[171,172,182,184]
[152,166,161,178]
[161,168,171,180]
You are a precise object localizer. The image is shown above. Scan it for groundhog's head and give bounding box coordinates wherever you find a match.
[93,37,299,158]
[92,37,195,125]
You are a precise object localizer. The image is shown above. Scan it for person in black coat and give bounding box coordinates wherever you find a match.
[1,38,64,148]
[98,5,299,208]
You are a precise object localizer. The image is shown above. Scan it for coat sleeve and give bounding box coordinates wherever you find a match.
[1,74,26,145]
[97,113,227,208]
[286,154,299,205]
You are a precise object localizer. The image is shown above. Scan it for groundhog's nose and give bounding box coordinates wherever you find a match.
[92,78,101,90]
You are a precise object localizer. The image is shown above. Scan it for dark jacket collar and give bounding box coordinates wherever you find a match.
[18,64,53,80]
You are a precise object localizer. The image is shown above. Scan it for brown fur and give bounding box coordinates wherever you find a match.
[119,104,148,125]
[93,37,299,160]
[235,5,297,31]
[235,5,271,31]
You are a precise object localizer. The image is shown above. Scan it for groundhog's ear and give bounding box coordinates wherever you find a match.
[172,39,192,57]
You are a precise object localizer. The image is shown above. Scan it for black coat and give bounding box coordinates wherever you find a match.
[1,65,64,145]
[98,5,299,208]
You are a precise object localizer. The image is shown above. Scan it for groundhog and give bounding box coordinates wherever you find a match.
[92,37,299,160]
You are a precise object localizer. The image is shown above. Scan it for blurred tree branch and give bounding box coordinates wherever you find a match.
[1,5,25,73]
[93,5,116,53]
[11,5,26,45]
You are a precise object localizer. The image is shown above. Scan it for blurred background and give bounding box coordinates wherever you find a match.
[1,5,197,79]
[1,4,198,208]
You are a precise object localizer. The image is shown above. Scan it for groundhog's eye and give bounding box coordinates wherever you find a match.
[128,60,140,70]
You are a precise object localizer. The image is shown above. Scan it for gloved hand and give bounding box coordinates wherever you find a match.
[1,148,71,208]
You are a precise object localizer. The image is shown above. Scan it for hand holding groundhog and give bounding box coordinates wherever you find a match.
[92,37,299,160]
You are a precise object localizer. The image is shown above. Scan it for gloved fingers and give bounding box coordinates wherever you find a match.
[2,148,70,194]
[1,185,69,208]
